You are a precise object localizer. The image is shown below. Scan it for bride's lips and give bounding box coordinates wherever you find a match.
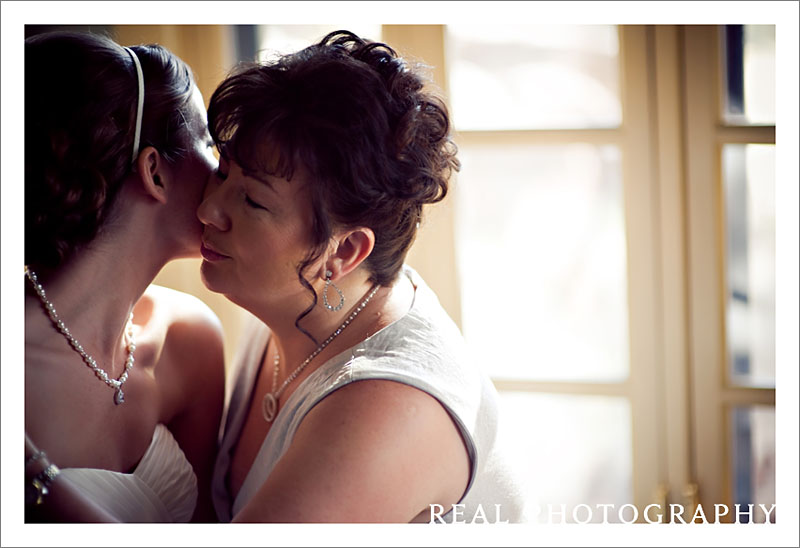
[200,241,229,262]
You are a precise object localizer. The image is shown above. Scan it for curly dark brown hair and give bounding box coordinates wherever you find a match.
[25,31,196,268]
[207,30,460,341]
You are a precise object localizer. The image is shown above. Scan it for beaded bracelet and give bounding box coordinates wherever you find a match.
[26,463,60,506]
[25,450,47,470]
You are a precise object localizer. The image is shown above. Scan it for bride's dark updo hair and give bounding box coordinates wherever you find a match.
[208,30,460,296]
[25,31,196,268]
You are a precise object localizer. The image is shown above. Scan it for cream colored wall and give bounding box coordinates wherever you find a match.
[111,25,464,371]
[113,25,235,113]
[382,25,463,330]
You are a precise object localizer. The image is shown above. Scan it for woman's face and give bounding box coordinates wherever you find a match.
[196,151,319,314]
[167,86,218,256]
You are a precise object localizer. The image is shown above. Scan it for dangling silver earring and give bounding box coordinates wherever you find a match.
[322,270,345,311]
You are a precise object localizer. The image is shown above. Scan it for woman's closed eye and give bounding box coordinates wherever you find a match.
[245,195,268,211]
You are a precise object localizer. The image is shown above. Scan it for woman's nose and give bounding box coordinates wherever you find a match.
[197,175,230,231]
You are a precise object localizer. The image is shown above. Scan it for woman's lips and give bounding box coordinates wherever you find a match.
[200,242,229,262]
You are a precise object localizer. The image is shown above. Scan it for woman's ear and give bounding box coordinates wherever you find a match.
[324,227,375,280]
[134,146,168,204]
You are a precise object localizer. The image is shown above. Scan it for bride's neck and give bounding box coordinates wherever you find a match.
[26,225,172,355]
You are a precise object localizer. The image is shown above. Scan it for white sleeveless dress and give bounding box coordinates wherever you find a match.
[212,266,526,523]
[58,423,197,522]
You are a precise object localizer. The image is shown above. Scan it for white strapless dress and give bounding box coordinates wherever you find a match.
[59,423,197,522]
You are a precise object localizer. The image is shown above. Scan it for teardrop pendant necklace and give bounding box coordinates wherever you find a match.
[262,283,380,422]
[25,266,136,405]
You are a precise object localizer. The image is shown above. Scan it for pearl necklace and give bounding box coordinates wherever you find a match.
[25,266,136,405]
[262,283,380,422]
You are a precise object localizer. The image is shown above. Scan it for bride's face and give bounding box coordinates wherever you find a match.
[169,87,218,254]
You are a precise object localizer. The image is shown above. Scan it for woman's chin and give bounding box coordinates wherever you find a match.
[199,260,226,294]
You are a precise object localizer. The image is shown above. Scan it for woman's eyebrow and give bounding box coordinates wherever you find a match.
[242,168,277,193]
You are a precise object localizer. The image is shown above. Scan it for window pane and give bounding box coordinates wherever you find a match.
[256,25,382,61]
[722,25,775,125]
[723,144,775,387]
[445,25,621,130]
[498,392,632,523]
[455,144,629,382]
[731,406,775,523]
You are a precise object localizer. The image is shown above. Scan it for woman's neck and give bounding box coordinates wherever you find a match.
[261,275,375,367]
[261,269,414,377]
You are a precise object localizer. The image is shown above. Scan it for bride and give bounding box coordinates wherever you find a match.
[24,31,224,522]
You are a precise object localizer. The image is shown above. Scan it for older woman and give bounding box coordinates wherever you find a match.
[24,31,224,522]
[203,30,525,523]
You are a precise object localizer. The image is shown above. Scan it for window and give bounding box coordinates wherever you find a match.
[722,143,775,388]
[722,25,775,125]
[684,25,776,521]
[454,143,627,384]
[387,24,778,523]
[443,25,632,522]
[446,25,635,522]
[446,24,621,130]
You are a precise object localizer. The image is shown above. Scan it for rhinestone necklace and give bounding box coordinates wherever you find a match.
[262,283,380,422]
[25,266,136,405]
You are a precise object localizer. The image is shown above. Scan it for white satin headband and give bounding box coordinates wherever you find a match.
[122,46,144,165]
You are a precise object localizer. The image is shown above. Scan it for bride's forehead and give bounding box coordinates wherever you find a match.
[183,87,210,134]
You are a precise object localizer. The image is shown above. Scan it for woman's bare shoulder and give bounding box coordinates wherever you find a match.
[236,379,471,522]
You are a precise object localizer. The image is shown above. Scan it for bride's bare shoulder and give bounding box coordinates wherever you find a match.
[138,286,225,427]
[140,285,221,326]
[136,285,224,363]
[138,285,224,398]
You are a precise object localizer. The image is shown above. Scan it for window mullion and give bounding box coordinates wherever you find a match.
[618,24,667,517]
[683,24,729,514]
[653,24,695,512]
